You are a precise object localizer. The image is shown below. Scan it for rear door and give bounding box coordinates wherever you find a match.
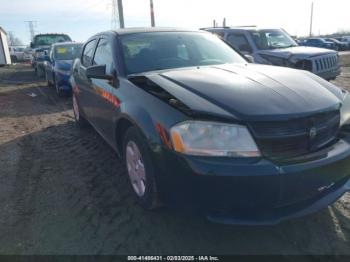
[86,37,117,143]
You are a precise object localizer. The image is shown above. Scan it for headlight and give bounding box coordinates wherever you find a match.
[170,121,261,157]
[259,54,288,66]
[288,55,299,64]
[341,91,350,127]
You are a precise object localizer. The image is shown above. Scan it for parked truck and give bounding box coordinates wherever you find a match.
[30,33,72,77]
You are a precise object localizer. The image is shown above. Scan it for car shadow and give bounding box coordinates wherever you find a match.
[0,121,349,255]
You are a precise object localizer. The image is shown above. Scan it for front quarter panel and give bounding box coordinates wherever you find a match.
[115,79,188,151]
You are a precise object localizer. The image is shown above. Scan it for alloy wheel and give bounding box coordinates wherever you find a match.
[126,141,146,197]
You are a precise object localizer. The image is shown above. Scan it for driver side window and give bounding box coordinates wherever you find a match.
[227,33,252,53]
[93,39,114,75]
[82,39,97,67]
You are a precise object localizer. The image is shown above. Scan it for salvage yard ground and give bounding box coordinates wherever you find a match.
[0,64,350,255]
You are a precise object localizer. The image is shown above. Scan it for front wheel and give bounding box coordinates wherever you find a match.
[123,127,160,210]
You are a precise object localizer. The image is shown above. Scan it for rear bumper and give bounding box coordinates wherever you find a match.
[155,138,350,225]
[315,66,341,80]
[56,73,71,91]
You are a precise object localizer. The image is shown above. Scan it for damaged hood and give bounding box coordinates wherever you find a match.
[258,46,337,60]
[144,64,343,121]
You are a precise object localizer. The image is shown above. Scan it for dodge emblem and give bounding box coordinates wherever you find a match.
[309,127,317,139]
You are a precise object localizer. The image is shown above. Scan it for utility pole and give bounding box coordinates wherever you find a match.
[117,0,125,28]
[309,2,314,37]
[223,18,226,27]
[25,21,36,41]
[111,0,118,30]
[150,0,155,27]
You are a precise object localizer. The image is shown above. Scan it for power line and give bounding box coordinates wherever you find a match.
[111,0,118,30]
[25,21,37,41]
[110,0,124,29]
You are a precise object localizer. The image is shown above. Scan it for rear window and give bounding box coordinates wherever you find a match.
[33,34,72,47]
[54,44,82,60]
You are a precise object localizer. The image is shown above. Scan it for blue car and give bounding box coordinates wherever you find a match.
[300,38,337,50]
[45,42,83,96]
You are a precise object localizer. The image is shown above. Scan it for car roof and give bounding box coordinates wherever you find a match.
[202,26,281,31]
[94,27,203,37]
[52,42,83,47]
[34,33,70,36]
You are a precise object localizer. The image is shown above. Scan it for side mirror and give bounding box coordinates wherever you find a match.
[86,65,113,80]
[30,42,34,48]
[244,54,254,63]
[239,44,252,54]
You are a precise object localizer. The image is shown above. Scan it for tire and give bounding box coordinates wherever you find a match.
[123,127,160,210]
[36,66,43,78]
[72,93,88,128]
[46,72,53,86]
[55,79,64,97]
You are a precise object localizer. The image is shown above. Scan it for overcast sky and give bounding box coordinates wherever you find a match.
[1,0,350,45]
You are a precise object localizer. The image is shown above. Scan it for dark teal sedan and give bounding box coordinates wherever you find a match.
[70,28,350,225]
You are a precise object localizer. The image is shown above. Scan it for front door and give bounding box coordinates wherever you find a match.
[86,38,117,144]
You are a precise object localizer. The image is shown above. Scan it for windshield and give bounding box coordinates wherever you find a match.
[121,32,246,75]
[54,44,82,60]
[33,34,72,47]
[249,29,297,50]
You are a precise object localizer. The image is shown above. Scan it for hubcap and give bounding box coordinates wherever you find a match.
[72,95,79,121]
[126,141,146,197]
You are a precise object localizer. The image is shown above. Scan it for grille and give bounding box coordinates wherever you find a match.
[249,110,340,160]
[311,54,339,73]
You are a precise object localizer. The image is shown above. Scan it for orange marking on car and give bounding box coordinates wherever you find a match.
[155,122,173,149]
[96,87,120,108]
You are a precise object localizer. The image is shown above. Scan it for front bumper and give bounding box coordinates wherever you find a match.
[207,178,350,225]
[315,66,341,80]
[155,138,350,225]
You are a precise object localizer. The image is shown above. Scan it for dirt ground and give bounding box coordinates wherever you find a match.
[0,64,350,255]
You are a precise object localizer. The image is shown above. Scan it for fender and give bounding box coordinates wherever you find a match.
[114,102,163,156]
